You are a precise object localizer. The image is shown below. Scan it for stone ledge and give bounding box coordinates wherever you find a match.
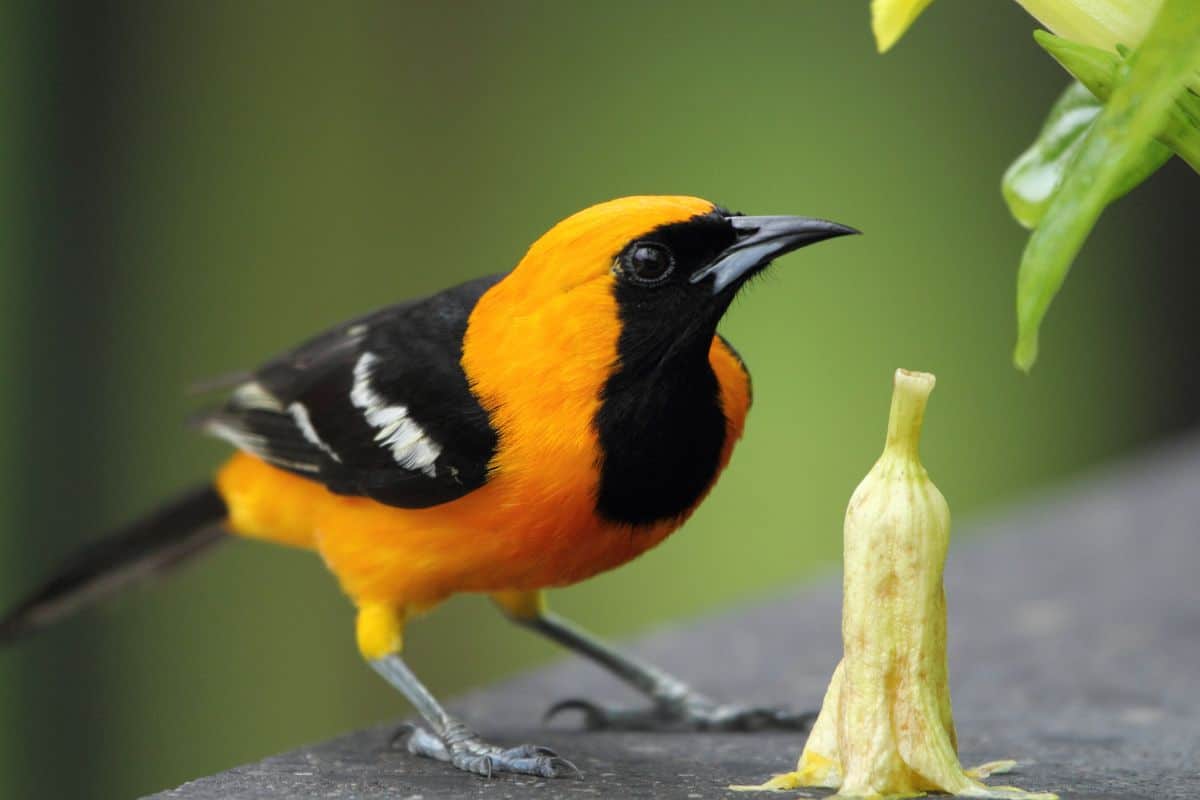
[150,434,1200,799]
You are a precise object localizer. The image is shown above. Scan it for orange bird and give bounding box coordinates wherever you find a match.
[1,196,855,777]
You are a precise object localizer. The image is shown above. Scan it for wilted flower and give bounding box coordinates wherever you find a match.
[735,370,1056,798]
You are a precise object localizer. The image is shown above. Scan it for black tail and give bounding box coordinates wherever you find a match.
[0,486,228,643]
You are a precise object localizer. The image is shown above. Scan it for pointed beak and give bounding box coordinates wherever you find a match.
[690,215,860,294]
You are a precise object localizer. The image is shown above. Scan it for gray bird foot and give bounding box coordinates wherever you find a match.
[392,722,581,778]
[545,693,815,732]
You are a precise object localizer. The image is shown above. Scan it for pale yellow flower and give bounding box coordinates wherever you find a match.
[1015,0,1162,51]
[872,0,1162,53]
[870,0,935,52]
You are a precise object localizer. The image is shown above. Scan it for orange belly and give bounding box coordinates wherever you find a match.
[216,452,678,610]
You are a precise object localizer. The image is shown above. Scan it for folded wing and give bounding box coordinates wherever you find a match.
[195,275,502,508]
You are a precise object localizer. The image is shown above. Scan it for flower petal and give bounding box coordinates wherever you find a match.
[871,0,936,53]
[1015,0,1160,53]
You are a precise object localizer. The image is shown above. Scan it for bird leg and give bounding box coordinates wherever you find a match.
[358,604,579,778]
[492,591,814,732]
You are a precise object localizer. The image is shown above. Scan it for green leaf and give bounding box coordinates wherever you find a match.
[1013,0,1200,371]
[1002,82,1171,230]
[1038,31,1200,172]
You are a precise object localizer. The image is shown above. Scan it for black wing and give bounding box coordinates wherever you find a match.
[196,274,503,508]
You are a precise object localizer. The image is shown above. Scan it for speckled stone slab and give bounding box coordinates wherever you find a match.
[149,436,1200,799]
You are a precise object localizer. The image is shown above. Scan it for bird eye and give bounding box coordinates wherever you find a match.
[620,242,675,286]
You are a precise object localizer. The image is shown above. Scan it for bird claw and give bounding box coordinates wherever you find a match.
[388,722,420,750]
[544,698,613,729]
[544,695,815,732]
[389,722,581,778]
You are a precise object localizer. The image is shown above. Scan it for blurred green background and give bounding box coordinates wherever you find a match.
[3,2,1198,797]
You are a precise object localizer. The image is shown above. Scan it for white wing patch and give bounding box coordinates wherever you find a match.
[204,419,320,474]
[288,402,343,463]
[350,352,442,477]
[230,381,283,412]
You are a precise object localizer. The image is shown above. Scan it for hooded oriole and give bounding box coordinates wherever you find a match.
[1,195,855,778]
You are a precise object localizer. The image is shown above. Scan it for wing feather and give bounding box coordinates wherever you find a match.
[193,274,502,508]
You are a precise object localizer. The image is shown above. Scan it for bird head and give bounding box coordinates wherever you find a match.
[501,195,857,368]
[516,195,855,297]
[465,196,857,525]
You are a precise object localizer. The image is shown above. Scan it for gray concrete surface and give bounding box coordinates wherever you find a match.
[150,435,1200,799]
